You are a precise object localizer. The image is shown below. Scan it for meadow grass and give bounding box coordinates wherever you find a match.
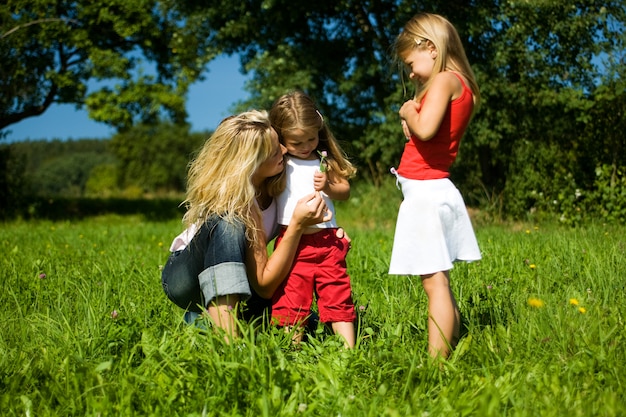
[1,183,624,416]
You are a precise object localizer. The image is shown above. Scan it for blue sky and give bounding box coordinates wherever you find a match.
[4,55,249,142]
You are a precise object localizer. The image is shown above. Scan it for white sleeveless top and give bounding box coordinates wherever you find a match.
[276,156,337,229]
[169,198,280,252]
[262,198,278,240]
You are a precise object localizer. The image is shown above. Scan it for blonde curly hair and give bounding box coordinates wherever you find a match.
[182,110,285,245]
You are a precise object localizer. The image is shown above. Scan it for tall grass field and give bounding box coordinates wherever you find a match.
[1,184,624,416]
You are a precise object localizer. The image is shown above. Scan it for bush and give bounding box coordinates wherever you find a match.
[590,164,626,223]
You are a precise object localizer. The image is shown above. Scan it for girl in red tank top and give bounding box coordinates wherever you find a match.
[389,13,482,359]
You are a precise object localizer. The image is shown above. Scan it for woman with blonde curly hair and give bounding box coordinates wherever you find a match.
[161,110,331,339]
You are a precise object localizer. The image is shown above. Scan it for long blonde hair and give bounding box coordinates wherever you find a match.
[182,110,285,244]
[394,13,480,107]
[269,90,357,179]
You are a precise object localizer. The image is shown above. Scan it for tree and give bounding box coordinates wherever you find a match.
[190,1,389,180]
[3,1,625,221]
[0,0,218,132]
[30,151,111,196]
[109,121,205,193]
[193,0,626,219]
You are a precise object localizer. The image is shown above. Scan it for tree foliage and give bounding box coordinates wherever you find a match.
[0,0,217,131]
[196,0,625,222]
[109,122,205,193]
[4,138,115,197]
[2,1,625,222]
[1,130,203,200]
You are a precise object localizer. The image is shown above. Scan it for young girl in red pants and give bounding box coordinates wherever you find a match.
[270,90,357,348]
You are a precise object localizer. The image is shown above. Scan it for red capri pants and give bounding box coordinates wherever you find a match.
[271,228,356,326]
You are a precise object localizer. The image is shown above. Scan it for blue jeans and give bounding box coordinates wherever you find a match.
[161,216,259,314]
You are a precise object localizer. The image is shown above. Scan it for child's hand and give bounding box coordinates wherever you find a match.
[401,120,411,140]
[399,99,421,118]
[313,170,327,192]
[399,99,421,139]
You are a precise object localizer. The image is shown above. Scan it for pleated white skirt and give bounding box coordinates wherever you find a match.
[389,175,481,276]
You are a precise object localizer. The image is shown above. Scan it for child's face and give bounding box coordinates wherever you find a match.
[402,46,435,83]
[282,128,320,160]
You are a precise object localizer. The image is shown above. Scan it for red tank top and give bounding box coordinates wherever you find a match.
[397,73,474,180]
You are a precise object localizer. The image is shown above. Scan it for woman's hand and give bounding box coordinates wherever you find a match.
[291,192,332,228]
[249,192,332,299]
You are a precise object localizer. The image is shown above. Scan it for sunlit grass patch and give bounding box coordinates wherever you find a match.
[1,205,624,416]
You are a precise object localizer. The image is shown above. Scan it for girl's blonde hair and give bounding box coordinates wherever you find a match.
[394,13,480,107]
[182,110,285,245]
[269,91,357,179]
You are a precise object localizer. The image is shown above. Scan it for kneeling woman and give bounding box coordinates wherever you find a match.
[161,111,331,338]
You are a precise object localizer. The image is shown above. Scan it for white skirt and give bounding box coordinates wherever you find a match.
[389,175,481,276]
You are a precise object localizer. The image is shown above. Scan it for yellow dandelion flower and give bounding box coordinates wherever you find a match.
[569,298,579,306]
[578,307,587,314]
[525,229,531,234]
[529,264,536,269]
[528,298,545,308]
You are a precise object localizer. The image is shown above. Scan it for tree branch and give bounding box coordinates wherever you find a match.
[1,18,78,39]
[0,84,58,130]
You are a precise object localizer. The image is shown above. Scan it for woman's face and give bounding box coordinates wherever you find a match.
[253,128,287,184]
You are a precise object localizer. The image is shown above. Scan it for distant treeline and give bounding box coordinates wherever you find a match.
[0,123,207,219]
[2,115,626,225]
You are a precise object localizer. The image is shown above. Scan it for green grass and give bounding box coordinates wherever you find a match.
[1,185,625,416]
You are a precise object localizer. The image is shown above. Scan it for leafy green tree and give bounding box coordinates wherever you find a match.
[465,1,625,218]
[187,0,423,183]
[3,1,624,221]
[29,151,115,196]
[85,163,119,197]
[0,0,217,131]
[0,144,28,218]
[196,0,625,220]
[109,122,205,193]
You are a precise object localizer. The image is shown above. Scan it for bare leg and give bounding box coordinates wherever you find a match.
[207,294,240,342]
[331,321,355,348]
[284,325,305,344]
[420,271,460,358]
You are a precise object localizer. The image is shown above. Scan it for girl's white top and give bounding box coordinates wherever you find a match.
[276,156,337,228]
